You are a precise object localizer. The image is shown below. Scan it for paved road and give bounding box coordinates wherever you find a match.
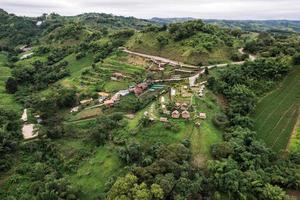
[122,47,258,84]
[122,48,255,71]
[122,48,199,69]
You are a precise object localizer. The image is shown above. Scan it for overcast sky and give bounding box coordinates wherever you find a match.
[1,0,300,20]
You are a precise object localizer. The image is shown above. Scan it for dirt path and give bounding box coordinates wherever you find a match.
[239,48,257,61]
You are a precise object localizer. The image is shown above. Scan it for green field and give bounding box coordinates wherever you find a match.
[254,66,300,152]
[0,52,21,111]
[69,145,122,200]
[288,118,300,152]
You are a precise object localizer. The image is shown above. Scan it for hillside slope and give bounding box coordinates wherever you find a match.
[126,20,241,65]
[254,66,300,152]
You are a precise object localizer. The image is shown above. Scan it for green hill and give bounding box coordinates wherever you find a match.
[126,20,240,65]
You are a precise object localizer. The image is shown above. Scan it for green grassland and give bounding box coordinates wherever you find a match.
[69,145,121,200]
[288,118,300,152]
[254,66,300,152]
[126,32,235,65]
[190,91,223,162]
[0,53,21,111]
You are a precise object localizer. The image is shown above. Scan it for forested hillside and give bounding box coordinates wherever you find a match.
[152,17,300,33]
[126,20,243,65]
[0,9,300,200]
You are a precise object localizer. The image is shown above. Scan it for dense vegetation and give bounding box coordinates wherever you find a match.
[0,8,300,200]
[152,18,300,33]
[126,20,241,65]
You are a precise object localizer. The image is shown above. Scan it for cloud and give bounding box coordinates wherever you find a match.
[1,0,300,19]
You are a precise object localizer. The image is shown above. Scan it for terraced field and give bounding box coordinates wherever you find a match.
[254,66,300,152]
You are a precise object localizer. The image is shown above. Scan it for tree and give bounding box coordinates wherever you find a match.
[5,77,18,93]
[293,53,300,65]
[204,67,209,75]
[107,173,164,200]
[259,184,291,200]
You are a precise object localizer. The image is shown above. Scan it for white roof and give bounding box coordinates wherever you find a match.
[22,124,38,139]
[36,21,43,26]
[116,90,130,96]
[20,53,34,60]
[171,88,176,96]
[21,108,28,122]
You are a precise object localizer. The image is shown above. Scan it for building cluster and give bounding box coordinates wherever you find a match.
[131,82,148,96]
[171,102,190,119]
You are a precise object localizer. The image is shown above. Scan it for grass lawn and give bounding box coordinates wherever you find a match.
[64,53,94,76]
[67,107,102,122]
[69,145,122,200]
[190,92,223,164]
[288,117,300,153]
[254,66,300,152]
[0,52,21,111]
[104,81,130,92]
[136,120,191,147]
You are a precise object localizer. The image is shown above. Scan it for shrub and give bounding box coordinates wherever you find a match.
[212,114,229,129]
[164,122,180,133]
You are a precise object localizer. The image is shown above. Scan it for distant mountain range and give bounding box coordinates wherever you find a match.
[151,17,300,33]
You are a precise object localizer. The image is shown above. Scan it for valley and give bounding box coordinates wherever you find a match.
[0,7,300,200]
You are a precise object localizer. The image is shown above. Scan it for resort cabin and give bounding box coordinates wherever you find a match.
[116,90,130,97]
[80,98,93,105]
[175,103,181,109]
[199,112,207,119]
[160,117,168,122]
[111,94,121,102]
[181,103,188,111]
[70,106,79,113]
[104,99,115,107]
[98,92,110,98]
[171,110,180,119]
[134,83,148,96]
[182,111,190,119]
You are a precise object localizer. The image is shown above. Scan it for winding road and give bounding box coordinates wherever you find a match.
[122,47,256,84]
[122,48,256,71]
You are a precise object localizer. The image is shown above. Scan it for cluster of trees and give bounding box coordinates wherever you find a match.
[245,32,300,57]
[0,107,22,172]
[89,112,125,146]
[11,57,70,91]
[0,9,42,47]
[108,141,204,199]
[26,87,77,139]
[0,139,80,199]
[91,29,135,62]
[168,20,206,41]
[48,22,83,41]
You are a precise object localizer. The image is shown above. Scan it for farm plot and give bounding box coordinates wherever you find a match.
[254,66,300,152]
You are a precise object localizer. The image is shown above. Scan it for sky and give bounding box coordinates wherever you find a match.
[1,0,300,20]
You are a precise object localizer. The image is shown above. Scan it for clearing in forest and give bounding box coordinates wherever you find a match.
[254,66,300,152]
[0,53,21,111]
